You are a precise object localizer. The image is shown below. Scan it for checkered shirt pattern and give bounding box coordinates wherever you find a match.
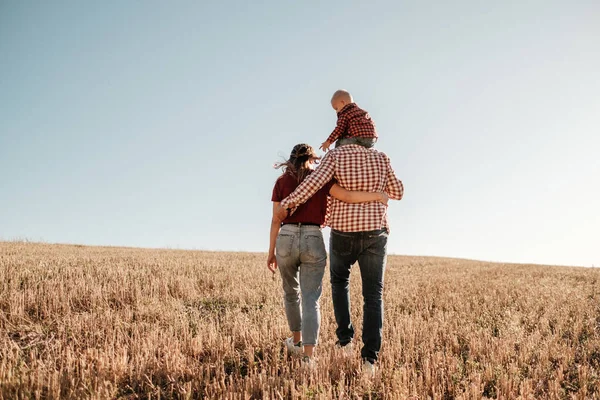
[325,103,378,144]
[280,145,404,232]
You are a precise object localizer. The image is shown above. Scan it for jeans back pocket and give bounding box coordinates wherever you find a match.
[276,233,295,258]
[330,231,354,257]
[302,233,327,264]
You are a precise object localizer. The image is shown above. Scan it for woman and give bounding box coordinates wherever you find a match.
[267,143,387,364]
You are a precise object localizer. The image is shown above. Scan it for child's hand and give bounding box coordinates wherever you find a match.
[319,141,331,152]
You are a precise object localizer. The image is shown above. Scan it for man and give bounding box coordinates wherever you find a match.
[278,143,404,376]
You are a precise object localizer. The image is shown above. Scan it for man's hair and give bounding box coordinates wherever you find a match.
[331,89,353,103]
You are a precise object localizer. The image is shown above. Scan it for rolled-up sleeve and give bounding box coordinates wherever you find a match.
[384,156,404,200]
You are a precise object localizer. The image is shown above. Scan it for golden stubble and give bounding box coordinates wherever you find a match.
[1,242,599,399]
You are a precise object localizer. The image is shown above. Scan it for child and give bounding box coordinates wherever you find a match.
[319,89,378,151]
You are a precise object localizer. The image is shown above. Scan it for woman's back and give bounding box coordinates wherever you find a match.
[272,171,333,226]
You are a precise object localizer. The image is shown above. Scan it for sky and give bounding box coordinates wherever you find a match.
[1,1,599,267]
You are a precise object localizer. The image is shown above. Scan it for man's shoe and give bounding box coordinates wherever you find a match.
[284,337,302,355]
[335,340,353,356]
[363,359,376,378]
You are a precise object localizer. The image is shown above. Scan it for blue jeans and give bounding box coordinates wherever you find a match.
[329,228,388,363]
[276,224,327,346]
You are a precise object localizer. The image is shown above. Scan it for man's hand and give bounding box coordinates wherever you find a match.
[378,192,389,206]
[275,204,288,221]
[267,253,278,273]
[319,140,331,152]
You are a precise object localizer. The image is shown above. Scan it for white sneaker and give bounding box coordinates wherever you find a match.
[301,355,316,370]
[335,341,353,357]
[363,360,376,378]
[284,337,302,355]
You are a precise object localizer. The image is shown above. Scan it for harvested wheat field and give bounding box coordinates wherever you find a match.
[1,241,600,399]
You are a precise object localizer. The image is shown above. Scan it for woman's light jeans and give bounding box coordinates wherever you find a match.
[276,224,327,346]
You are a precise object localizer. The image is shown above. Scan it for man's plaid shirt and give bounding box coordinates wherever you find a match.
[280,145,404,232]
[326,103,378,144]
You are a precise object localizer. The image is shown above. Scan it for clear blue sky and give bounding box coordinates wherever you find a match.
[1,1,598,267]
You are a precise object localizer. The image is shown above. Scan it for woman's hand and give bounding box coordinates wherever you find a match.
[267,253,278,273]
[378,192,389,206]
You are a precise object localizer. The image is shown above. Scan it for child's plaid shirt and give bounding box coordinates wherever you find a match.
[325,103,378,144]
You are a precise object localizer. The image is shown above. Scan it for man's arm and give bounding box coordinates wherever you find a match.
[384,155,404,200]
[280,153,336,209]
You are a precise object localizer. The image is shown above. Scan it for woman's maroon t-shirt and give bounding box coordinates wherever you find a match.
[271,171,335,225]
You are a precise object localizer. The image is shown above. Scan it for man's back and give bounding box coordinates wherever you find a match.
[332,145,390,191]
[328,145,403,232]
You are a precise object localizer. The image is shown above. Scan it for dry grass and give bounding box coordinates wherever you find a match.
[1,241,600,399]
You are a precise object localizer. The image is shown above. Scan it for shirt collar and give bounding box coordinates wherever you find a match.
[337,102,356,116]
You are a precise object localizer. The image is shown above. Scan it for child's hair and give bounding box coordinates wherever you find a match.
[274,143,318,183]
[331,89,353,103]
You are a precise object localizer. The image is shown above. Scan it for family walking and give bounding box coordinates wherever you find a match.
[267,90,404,376]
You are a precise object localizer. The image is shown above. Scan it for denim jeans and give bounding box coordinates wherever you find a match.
[335,137,376,148]
[329,228,388,363]
[276,224,327,346]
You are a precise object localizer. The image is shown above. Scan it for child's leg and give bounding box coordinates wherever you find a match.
[355,137,376,148]
[335,137,376,148]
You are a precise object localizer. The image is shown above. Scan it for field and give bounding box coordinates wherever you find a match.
[1,241,600,399]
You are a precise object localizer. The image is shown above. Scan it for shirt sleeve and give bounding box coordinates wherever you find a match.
[280,153,336,209]
[384,155,404,200]
[326,114,348,143]
[271,178,282,202]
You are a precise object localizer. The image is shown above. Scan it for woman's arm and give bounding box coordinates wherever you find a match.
[330,184,389,206]
[267,202,282,273]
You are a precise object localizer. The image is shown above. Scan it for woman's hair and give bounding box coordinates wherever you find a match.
[274,143,318,183]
